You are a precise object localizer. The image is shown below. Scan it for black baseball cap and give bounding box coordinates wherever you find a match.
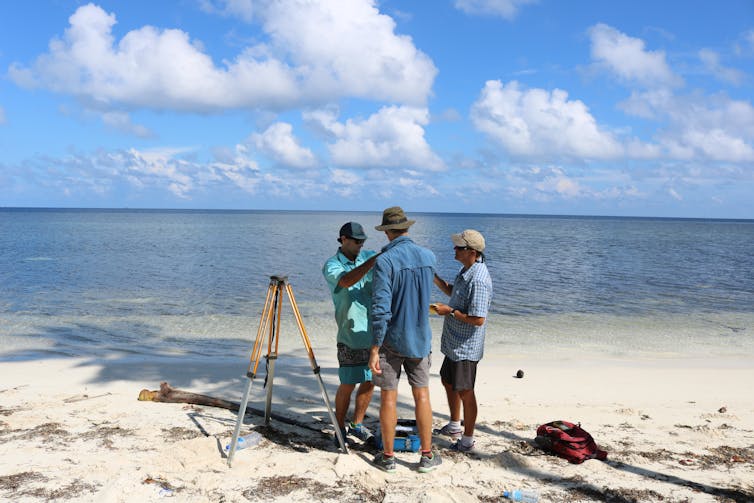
[339,222,368,240]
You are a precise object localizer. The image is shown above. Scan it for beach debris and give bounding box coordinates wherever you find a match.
[515,369,524,378]
[63,392,112,403]
[143,476,176,497]
[679,458,695,466]
[138,382,321,432]
[138,383,237,410]
[718,406,727,413]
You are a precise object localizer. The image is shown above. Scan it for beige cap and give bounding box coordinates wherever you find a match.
[451,229,485,252]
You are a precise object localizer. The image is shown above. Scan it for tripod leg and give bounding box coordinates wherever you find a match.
[264,282,284,425]
[226,376,254,467]
[264,354,277,425]
[285,284,349,454]
[227,283,276,467]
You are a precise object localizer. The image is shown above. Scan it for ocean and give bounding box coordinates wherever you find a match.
[1,208,753,364]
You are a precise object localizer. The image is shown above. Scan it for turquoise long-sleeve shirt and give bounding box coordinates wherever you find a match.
[371,235,436,358]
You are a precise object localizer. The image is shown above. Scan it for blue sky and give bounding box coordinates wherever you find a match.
[1,0,753,218]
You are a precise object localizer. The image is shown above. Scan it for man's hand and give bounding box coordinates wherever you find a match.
[369,346,382,375]
[433,302,452,316]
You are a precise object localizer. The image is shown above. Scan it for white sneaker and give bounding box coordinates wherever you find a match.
[449,439,475,452]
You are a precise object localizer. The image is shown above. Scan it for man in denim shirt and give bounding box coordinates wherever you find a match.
[368,206,441,473]
[432,229,493,453]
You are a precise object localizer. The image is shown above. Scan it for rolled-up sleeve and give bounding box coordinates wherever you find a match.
[371,257,392,347]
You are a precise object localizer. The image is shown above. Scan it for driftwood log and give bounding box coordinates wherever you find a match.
[137,382,319,431]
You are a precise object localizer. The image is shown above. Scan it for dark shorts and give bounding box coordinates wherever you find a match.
[337,343,372,384]
[440,357,478,391]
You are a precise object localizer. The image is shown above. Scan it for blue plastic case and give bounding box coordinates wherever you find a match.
[374,421,421,452]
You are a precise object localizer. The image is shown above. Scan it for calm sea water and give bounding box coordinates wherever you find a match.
[1,208,753,362]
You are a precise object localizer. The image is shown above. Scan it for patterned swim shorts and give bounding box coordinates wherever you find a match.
[337,342,370,367]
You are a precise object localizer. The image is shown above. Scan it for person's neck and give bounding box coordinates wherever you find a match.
[459,257,477,269]
[340,247,357,261]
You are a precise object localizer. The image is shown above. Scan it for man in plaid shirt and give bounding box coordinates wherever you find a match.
[432,229,493,452]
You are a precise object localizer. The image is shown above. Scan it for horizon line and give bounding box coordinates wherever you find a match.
[1,206,752,222]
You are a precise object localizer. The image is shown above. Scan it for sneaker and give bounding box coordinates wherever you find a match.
[373,452,396,473]
[433,424,463,439]
[348,422,374,443]
[449,439,475,452]
[418,451,442,473]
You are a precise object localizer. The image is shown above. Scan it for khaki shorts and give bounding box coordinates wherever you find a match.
[372,344,431,390]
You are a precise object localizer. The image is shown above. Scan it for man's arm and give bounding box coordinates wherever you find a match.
[337,253,380,288]
[369,345,382,375]
[434,273,452,296]
[370,257,391,348]
[433,302,486,326]
[451,278,491,327]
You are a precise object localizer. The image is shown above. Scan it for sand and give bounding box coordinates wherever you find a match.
[1,350,753,502]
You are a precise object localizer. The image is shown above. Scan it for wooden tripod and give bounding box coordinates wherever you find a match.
[226,275,348,467]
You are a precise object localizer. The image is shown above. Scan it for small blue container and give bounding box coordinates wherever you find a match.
[375,423,421,452]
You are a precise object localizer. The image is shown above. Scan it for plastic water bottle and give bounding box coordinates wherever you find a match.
[225,431,262,452]
[502,488,539,502]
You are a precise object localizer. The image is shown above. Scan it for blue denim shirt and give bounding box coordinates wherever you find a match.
[371,235,436,358]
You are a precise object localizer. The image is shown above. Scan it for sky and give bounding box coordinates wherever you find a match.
[1,0,753,218]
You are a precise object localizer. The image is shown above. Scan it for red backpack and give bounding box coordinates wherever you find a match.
[535,420,607,464]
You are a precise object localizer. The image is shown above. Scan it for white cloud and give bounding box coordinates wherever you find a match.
[198,0,255,22]
[100,111,152,137]
[260,0,436,105]
[745,30,754,52]
[534,169,583,198]
[588,23,682,88]
[210,144,261,193]
[309,106,445,171]
[668,187,682,201]
[618,89,672,120]
[698,49,744,85]
[250,122,316,168]
[621,91,754,162]
[470,80,623,160]
[328,168,363,197]
[500,164,646,203]
[454,0,537,20]
[9,1,436,113]
[329,168,361,186]
[125,148,196,198]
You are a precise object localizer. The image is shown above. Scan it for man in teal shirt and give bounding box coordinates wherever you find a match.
[323,222,379,448]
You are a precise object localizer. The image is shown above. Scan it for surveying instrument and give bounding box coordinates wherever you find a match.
[226,275,348,467]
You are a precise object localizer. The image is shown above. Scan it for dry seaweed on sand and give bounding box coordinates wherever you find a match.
[243,475,384,503]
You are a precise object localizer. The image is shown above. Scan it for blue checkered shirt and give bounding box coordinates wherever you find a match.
[440,261,493,361]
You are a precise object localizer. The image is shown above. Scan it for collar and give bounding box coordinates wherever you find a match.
[381,234,412,252]
[460,260,482,280]
[336,248,357,265]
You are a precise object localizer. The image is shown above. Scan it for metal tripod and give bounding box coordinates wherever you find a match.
[226,275,348,467]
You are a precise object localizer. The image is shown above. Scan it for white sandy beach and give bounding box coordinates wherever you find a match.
[1,350,753,502]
